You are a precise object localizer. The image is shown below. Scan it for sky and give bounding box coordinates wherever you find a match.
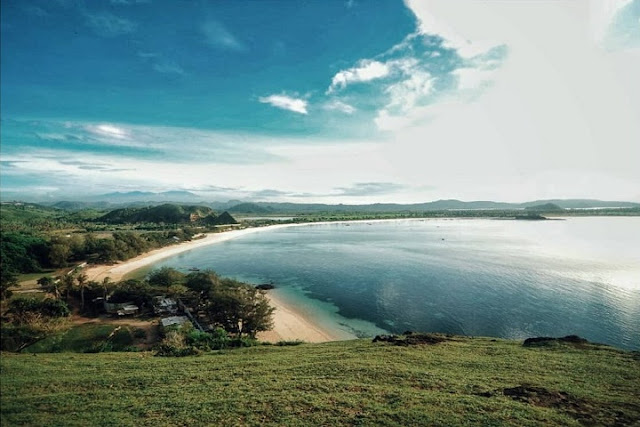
[1,0,639,204]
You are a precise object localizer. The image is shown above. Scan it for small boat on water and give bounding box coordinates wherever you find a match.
[188,267,200,272]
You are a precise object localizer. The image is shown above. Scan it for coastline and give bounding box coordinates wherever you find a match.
[83,219,420,283]
[80,218,447,343]
[83,224,296,283]
[256,291,351,343]
[82,221,370,343]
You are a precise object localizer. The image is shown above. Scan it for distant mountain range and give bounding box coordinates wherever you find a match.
[15,191,639,213]
[223,199,640,214]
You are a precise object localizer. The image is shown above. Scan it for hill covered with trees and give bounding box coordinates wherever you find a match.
[0,202,238,293]
[98,204,237,225]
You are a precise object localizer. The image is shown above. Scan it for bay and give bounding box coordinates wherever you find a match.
[151,217,640,350]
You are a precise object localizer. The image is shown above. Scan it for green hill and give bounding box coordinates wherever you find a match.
[1,337,638,425]
[99,204,215,224]
[525,203,564,212]
[0,202,62,223]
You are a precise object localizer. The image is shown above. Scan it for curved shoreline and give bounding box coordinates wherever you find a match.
[83,223,296,283]
[83,218,419,283]
[83,221,379,343]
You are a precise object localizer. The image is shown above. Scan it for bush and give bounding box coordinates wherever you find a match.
[9,297,70,319]
[186,328,230,351]
[86,341,113,353]
[133,328,147,339]
[155,329,201,357]
[229,336,259,348]
[275,340,305,346]
[155,344,201,357]
[0,324,44,352]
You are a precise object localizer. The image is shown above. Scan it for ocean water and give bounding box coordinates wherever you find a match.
[152,217,640,350]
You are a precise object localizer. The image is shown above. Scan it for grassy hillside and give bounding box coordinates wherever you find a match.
[2,337,638,426]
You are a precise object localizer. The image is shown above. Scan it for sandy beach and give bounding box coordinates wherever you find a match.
[83,222,355,343]
[84,219,407,283]
[83,224,295,283]
[256,292,348,343]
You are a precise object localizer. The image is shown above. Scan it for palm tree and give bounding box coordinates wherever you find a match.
[101,277,113,298]
[59,274,76,302]
[37,276,59,299]
[76,272,88,310]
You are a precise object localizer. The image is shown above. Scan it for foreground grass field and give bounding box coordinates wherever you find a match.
[1,336,639,426]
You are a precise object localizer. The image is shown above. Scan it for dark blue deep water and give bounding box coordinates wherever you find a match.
[152,218,640,349]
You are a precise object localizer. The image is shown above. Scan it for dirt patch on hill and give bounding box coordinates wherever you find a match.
[492,385,638,426]
[373,332,449,346]
[522,335,592,349]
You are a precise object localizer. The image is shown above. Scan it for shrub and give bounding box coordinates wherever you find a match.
[9,297,70,319]
[0,325,44,352]
[229,336,259,348]
[155,329,201,357]
[275,340,305,346]
[186,327,230,351]
[133,328,147,339]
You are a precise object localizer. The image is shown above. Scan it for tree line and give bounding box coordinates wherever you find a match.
[0,229,197,295]
[1,266,274,353]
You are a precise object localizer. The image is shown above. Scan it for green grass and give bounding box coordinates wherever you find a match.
[1,336,639,426]
[22,323,136,353]
[16,270,58,283]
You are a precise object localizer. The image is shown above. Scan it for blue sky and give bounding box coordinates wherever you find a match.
[1,0,639,203]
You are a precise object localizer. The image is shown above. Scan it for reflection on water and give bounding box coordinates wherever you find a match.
[153,217,640,350]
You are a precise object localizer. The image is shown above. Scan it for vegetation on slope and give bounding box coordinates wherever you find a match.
[0,202,238,291]
[1,337,638,425]
[1,266,273,353]
[99,204,215,224]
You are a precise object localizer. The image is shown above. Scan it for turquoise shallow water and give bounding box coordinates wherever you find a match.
[152,217,640,350]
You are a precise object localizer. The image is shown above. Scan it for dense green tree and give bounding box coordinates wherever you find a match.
[109,279,153,307]
[0,232,49,273]
[167,284,190,299]
[76,272,88,309]
[84,233,98,255]
[1,269,18,301]
[49,243,71,267]
[59,274,76,302]
[95,239,118,263]
[8,297,70,320]
[148,267,184,287]
[100,277,114,298]
[37,276,59,299]
[206,284,274,338]
[185,270,220,294]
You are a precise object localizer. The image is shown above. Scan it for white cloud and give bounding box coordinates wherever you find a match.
[152,61,185,75]
[5,2,640,204]
[404,0,499,58]
[15,119,289,164]
[327,60,390,93]
[259,95,308,114]
[374,0,640,200]
[87,123,129,140]
[384,69,432,113]
[323,99,356,114]
[201,20,245,51]
[137,52,185,75]
[452,67,495,91]
[589,0,634,46]
[84,12,136,37]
